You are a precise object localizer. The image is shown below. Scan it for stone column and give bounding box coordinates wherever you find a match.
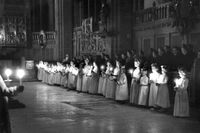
[54,0,73,61]
[54,0,63,60]
[48,0,55,30]
[39,0,43,30]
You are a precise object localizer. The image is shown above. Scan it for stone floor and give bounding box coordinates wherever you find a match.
[8,82,200,133]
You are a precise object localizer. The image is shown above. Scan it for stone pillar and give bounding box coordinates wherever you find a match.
[39,0,43,30]
[54,0,73,61]
[48,0,55,30]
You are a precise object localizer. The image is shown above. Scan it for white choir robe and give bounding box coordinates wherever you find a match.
[98,73,104,94]
[63,67,69,88]
[156,74,170,108]
[48,68,55,85]
[115,73,128,101]
[67,66,74,89]
[54,66,62,85]
[174,78,190,117]
[76,69,83,91]
[130,67,141,104]
[106,67,120,99]
[102,66,111,96]
[71,67,78,89]
[138,75,149,106]
[82,65,90,92]
[88,66,99,94]
[148,72,160,107]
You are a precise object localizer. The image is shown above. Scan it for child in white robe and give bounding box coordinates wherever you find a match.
[116,66,128,102]
[173,67,190,117]
[88,61,99,94]
[82,58,90,92]
[138,67,149,106]
[106,60,120,99]
[130,59,141,104]
[149,63,160,109]
[98,64,106,94]
[156,65,170,111]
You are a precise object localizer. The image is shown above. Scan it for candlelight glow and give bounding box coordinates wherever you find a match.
[174,78,181,88]
[128,68,134,75]
[5,68,12,77]
[16,69,25,79]
[109,67,114,71]
[100,65,105,71]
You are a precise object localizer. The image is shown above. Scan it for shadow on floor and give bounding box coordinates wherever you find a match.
[8,98,26,109]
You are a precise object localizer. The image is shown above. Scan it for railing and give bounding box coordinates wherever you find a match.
[135,2,171,24]
[32,32,56,41]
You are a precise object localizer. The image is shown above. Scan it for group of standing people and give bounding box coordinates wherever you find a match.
[36,45,200,118]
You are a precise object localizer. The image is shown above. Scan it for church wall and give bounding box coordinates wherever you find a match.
[134,21,200,56]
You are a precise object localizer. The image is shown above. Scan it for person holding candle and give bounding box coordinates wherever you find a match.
[173,67,190,117]
[48,64,56,85]
[60,64,68,87]
[130,58,141,104]
[148,63,160,110]
[67,61,74,89]
[138,67,149,106]
[106,60,120,99]
[82,58,90,93]
[156,65,170,112]
[88,61,99,94]
[36,61,43,81]
[102,60,113,96]
[98,64,106,95]
[54,62,62,85]
[115,66,128,103]
[76,63,84,92]
[63,64,70,88]
[71,62,79,90]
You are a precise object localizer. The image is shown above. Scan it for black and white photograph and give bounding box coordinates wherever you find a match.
[0,0,200,133]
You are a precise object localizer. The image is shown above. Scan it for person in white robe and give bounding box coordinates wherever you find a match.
[138,67,149,106]
[36,61,43,81]
[82,58,90,92]
[102,61,112,96]
[98,64,106,94]
[106,60,120,99]
[76,63,84,92]
[156,65,170,111]
[115,66,128,102]
[63,64,69,88]
[130,59,141,104]
[148,63,160,109]
[173,67,190,117]
[88,61,99,94]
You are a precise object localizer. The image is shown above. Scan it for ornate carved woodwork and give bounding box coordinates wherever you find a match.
[0,16,27,47]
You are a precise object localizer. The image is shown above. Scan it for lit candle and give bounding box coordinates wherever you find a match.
[16,69,25,86]
[128,68,134,75]
[100,65,105,71]
[5,68,13,81]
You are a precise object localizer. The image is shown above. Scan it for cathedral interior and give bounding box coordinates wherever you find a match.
[0,0,200,133]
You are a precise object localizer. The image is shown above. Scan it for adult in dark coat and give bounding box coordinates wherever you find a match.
[0,75,24,133]
[170,47,182,71]
[180,45,192,71]
[163,46,173,67]
[157,48,166,66]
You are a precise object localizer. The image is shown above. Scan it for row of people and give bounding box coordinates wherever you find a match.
[36,58,190,117]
